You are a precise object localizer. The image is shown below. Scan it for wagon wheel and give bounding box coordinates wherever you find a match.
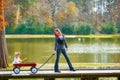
[13,67,20,74]
[31,66,38,74]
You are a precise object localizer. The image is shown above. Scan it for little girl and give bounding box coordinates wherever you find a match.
[13,52,22,64]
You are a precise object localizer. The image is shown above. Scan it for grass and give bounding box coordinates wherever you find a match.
[5,34,120,38]
[73,63,120,68]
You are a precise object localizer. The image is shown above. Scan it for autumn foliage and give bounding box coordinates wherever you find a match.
[0,0,7,32]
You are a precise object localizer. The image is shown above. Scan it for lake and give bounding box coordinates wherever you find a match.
[7,37,120,69]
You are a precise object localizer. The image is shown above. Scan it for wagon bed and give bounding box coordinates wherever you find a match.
[13,62,37,74]
[13,62,36,67]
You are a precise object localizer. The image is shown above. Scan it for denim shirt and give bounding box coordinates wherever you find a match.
[54,34,68,51]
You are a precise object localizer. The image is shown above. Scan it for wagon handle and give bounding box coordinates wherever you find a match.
[21,58,27,63]
[38,54,55,69]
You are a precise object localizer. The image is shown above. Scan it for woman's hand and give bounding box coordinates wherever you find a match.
[53,51,56,54]
[66,48,68,51]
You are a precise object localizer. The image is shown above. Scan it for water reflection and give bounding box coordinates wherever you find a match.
[67,38,120,63]
[68,43,120,54]
[68,38,120,54]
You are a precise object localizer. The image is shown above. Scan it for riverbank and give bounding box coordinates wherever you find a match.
[5,34,120,38]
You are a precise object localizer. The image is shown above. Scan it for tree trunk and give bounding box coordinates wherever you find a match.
[0,0,9,68]
[16,4,20,25]
[0,29,9,68]
[52,13,57,28]
[48,0,58,28]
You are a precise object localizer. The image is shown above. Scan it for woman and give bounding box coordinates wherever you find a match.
[54,28,75,72]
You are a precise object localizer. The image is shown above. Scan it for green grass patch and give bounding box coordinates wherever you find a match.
[5,34,120,38]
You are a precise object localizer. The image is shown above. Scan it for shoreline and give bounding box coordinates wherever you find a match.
[5,34,120,38]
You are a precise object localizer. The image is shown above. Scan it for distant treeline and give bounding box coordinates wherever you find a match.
[6,18,120,35]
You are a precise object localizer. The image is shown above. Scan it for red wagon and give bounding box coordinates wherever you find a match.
[13,54,55,74]
[13,62,38,74]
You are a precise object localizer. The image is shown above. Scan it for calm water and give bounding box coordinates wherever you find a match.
[7,37,120,65]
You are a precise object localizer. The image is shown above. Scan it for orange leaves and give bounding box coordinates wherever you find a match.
[0,16,8,31]
[0,15,3,20]
[0,0,7,32]
[0,0,5,10]
[0,22,7,31]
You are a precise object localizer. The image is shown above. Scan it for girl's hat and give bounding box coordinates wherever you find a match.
[14,52,20,56]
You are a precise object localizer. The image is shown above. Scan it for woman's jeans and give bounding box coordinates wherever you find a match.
[54,49,74,71]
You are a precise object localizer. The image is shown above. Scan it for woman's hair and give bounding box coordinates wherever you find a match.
[54,28,62,37]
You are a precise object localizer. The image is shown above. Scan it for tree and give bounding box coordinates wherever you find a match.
[4,0,120,34]
[63,1,78,25]
[0,0,8,68]
[13,0,36,26]
[101,21,117,34]
[46,0,61,28]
